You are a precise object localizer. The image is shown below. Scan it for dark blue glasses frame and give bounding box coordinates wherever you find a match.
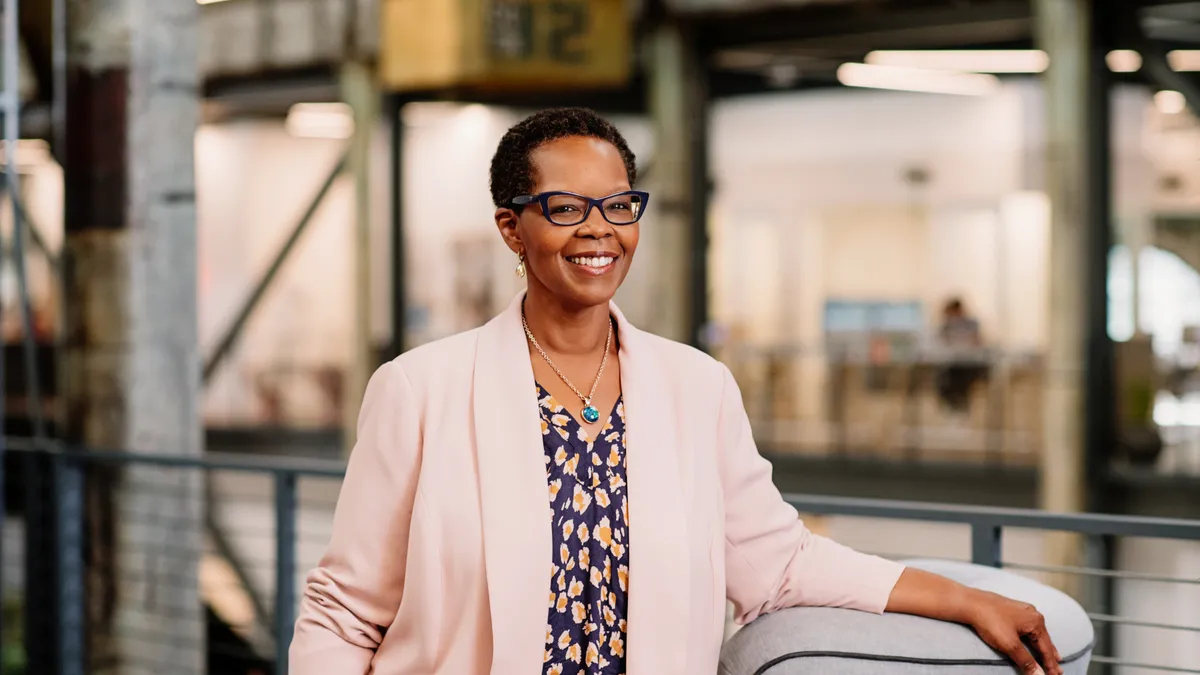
[510,190,650,226]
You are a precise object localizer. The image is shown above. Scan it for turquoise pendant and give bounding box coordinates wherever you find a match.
[581,405,601,424]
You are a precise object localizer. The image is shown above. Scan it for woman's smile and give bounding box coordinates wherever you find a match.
[565,252,620,276]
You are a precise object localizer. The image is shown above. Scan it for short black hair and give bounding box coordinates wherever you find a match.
[489,107,637,208]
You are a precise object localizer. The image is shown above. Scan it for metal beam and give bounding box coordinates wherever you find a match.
[389,95,405,358]
[203,152,347,384]
[693,0,1032,52]
[646,21,711,347]
[1134,14,1200,114]
[783,493,1200,540]
[340,60,374,453]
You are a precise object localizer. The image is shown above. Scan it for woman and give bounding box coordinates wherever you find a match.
[290,108,1061,675]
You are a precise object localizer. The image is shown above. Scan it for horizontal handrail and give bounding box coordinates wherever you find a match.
[2,435,348,477]
[1087,613,1200,634]
[1089,656,1200,674]
[7,436,1199,540]
[784,493,1200,541]
[1002,562,1200,586]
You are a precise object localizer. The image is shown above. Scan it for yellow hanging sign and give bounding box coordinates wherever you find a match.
[380,0,631,93]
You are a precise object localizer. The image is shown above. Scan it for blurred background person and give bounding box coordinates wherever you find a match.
[935,296,986,415]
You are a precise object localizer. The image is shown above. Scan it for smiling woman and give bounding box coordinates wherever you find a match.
[289,108,1064,675]
[491,109,642,313]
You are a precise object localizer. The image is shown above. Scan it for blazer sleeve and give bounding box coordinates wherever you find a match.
[289,359,422,674]
[716,364,905,625]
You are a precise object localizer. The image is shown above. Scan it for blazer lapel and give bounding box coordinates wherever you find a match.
[473,292,552,675]
[611,304,691,675]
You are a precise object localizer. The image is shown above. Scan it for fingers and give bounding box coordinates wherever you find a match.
[1024,614,1063,675]
[996,636,1044,675]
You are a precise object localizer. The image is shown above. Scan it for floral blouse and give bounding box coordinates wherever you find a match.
[538,383,629,675]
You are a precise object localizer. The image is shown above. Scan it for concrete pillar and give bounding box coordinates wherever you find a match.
[1035,0,1088,517]
[1034,0,1114,601]
[63,0,204,673]
[340,59,376,454]
[642,22,708,346]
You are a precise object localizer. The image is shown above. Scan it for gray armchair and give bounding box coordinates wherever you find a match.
[719,559,1094,675]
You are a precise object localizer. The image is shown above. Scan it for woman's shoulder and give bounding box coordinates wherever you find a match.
[386,328,482,388]
[627,326,731,387]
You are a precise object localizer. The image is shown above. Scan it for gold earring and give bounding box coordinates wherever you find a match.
[515,252,526,278]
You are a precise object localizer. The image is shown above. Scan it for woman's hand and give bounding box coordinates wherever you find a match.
[963,589,1063,675]
[886,568,1062,675]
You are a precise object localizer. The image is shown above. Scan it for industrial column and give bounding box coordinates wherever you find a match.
[340,4,377,453]
[1033,0,1115,595]
[645,18,710,348]
[63,0,204,673]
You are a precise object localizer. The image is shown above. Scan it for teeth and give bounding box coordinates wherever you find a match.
[568,256,615,268]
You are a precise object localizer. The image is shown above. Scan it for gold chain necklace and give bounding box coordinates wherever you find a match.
[522,306,613,424]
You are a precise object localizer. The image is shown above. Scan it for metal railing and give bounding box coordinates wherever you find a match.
[1,441,1199,674]
[787,494,1200,674]
[3,440,344,675]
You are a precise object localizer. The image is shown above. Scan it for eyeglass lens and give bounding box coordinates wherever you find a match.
[545,193,644,225]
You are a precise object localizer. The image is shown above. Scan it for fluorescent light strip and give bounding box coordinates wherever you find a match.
[837,62,1000,96]
[865,50,1048,73]
[1169,51,1200,72]
[864,49,1200,74]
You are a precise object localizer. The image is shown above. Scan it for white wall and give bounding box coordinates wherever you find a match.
[196,122,359,425]
[707,81,1173,355]
[708,84,1036,352]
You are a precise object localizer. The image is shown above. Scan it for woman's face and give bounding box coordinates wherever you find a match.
[496,136,640,311]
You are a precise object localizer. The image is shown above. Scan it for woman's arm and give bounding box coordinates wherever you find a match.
[289,360,423,675]
[886,568,1062,675]
[716,365,905,622]
[716,364,1062,675]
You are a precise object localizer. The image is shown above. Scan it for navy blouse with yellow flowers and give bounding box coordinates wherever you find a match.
[538,383,629,675]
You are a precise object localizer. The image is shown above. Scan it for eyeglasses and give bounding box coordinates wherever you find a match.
[510,190,650,226]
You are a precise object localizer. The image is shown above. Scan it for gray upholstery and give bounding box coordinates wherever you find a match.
[719,559,1094,675]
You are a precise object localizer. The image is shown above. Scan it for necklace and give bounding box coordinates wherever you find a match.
[522,307,613,424]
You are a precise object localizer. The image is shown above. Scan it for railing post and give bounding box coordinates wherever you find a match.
[55,454,86,675]
[971,522,1003,567]
[275,471,298,675]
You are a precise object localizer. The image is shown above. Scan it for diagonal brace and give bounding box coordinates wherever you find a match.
[203,151,347,384]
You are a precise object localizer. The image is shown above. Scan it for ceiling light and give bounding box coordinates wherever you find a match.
[1106,50,1142,73]
[837,63,1000,96]
[286,102,354,139]
[197,0,235,5]
[864,50,1048,74]
[1168,50,1200,72]
[1155,90,1187,115]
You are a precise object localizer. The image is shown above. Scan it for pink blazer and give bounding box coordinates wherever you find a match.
[290,292,905,675]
